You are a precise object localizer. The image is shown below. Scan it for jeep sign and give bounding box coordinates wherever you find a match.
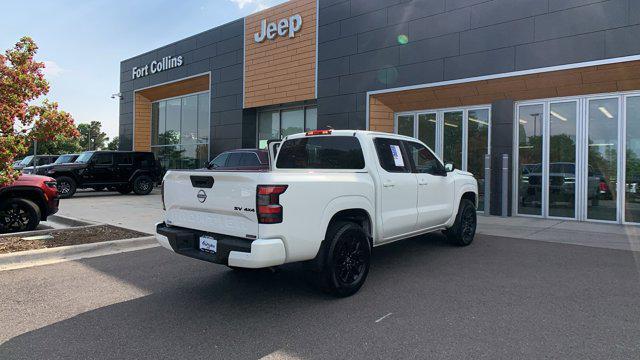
[254,14,302,43]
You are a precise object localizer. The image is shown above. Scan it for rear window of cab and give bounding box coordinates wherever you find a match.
[276,136,365,169]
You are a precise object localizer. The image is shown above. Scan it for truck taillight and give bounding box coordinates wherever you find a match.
[256,185,288,224]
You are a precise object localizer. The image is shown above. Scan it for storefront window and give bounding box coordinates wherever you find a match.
[151,92,210,170]
[281,109,304,137]
[626,96,640,223]
[397,115,414,137]
[443,111,463,167]
[467,109,489,212]
[548,102,577,218]
[417,113,436,151]
[517,104,544,216]
[394,106,490,211]
[587,98,618,221]
[257,105,317,149]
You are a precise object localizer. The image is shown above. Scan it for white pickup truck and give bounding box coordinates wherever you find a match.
[156,130,478,296]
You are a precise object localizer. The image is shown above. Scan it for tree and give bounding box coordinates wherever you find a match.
[107,136,119,150]
[27,136,82,155]
[78,121,108,150]
[0,36,79,185]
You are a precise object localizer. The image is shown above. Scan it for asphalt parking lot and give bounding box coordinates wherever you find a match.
[1,232,639,359]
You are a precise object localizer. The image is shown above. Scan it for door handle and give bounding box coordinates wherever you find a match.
[418,179,428,186]
[383,180,396,188]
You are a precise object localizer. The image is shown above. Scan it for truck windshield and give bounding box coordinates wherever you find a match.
[276,136,365,169]
[75,152,94,163]
[19,156,34,166]
[54,154,76,164]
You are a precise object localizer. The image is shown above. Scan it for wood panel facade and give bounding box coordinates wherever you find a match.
[244,0,316,108]
[369,61,640,132]
[133,74,210,151]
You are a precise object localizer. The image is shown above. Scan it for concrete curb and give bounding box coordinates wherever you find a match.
[0,215,98,239]
[0,236,159,271]
[48,214,97,227]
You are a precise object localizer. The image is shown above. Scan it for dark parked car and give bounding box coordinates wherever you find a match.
[14,155,59,170]
[22,154,80,175]
[0,174,59,233]
[43,151,160,199]
[52,153,80,164]
[207,149,269,171]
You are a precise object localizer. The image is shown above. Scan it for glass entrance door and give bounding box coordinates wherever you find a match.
[516,94,639,223]
[548,101,578,218]
[395,106,490,211]
[586,97,619,222]
[625,96,640,224]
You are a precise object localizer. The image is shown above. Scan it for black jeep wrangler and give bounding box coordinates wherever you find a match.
[37,151,160,199]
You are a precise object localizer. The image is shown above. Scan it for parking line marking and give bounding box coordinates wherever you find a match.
[375,313,393,323]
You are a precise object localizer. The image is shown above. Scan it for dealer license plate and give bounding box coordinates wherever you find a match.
[199,235,217,253]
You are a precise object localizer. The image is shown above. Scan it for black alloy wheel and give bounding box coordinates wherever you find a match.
[0,198,40,233]
[333,233,367,287]
[133,176,154,195]
[460,204,476,245]
[318,222,371,297]
[444,199,476,246]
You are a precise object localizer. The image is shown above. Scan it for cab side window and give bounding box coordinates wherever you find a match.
[403,141,445,175]
[210,153,229,168]
[115,153,133,165]
[373,138,411,173]
[93,153,113,165]
[226,153,243,167]
[240,153,261,166]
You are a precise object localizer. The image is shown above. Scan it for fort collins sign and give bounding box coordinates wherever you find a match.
[132,55,184,80]
[253,14,303,43]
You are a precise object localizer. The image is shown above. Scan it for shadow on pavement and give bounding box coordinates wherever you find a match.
[1,234,639,359]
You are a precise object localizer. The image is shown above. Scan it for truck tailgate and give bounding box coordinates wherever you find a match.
[163,170,259,239]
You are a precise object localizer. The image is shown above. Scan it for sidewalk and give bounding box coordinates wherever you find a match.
[477,215,640,252]
[55,190,640,252]
[56,190,163,234]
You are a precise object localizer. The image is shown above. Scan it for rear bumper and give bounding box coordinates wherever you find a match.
[155,222,285,268]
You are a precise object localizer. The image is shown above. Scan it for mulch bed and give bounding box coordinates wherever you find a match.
[0,225,149,254]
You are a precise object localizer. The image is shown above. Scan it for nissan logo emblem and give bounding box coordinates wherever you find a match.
[197,190,207,203]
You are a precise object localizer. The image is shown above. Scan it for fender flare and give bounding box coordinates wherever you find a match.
[447,182,478,227]
[128,169,152,183]
[307,195,375,270]
[320,195,375,239]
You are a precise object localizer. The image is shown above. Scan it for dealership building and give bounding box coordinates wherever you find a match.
[119,0,640,224]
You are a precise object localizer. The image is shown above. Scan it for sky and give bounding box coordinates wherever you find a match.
[0,0,288,140]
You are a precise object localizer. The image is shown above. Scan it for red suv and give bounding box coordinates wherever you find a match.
[0,175,60,233]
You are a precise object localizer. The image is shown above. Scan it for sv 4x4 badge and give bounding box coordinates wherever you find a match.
[234,206,255,212]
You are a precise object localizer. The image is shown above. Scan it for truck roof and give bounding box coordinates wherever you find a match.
[283,129,418,142]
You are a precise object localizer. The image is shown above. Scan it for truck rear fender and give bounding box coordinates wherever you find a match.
[321,196,375,240]
[305,196,374,271]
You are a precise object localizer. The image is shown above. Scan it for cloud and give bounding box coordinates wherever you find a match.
[229,0,254,9]
[42,60,65,78]
[228,0,287,13]
[255,2,269,12]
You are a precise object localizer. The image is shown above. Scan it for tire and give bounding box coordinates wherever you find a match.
[116,184,132,195]
[56,176,77,199]
[0,198,41,233]
[443,199,477,246]
[133,175,154,195]
[317,222,371,297]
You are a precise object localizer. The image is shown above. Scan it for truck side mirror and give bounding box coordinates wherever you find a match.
[444,162,456,172]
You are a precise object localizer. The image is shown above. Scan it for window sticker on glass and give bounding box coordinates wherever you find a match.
[390,145,404,167]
